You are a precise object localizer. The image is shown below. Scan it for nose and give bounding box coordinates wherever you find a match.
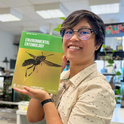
[69,31,80,42]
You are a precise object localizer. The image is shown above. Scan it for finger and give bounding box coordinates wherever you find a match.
[23,86,34,94]
[13,87,29,95]
[61,55,67,72]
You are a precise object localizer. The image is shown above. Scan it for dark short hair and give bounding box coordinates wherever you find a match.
[60,10,105,60]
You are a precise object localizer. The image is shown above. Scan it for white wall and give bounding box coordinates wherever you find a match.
[0,31,17,71]
[105,37,118,50]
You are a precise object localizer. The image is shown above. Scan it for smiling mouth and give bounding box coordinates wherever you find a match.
[68,46,82,50]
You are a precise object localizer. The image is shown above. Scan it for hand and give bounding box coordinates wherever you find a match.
[13,86,51,102]
[61,55,67,72]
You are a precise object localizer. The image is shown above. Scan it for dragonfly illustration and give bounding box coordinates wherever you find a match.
[22,51,62,78]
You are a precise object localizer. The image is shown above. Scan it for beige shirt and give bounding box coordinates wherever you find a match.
[52,63,116,124]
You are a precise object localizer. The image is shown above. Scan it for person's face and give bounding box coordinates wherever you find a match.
[62,19,101,65]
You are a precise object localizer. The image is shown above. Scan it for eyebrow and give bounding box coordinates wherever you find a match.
[80,26,91,28]
[72,26,91,30]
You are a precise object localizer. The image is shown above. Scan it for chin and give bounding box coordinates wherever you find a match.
[67,56,78,62]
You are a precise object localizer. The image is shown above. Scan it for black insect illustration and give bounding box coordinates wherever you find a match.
[22,51,62,79]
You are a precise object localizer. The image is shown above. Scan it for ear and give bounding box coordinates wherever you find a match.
[95,43,102,51]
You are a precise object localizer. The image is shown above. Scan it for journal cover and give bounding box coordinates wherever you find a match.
[12,31,63,94]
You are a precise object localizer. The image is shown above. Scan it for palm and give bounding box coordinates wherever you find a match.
[14,87,50,102]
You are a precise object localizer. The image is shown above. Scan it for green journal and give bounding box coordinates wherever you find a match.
[12,31,63,94]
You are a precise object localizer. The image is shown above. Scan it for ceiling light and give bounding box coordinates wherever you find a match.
[90,3,120,14]
[0,8,22,22]
[34,2,67,19]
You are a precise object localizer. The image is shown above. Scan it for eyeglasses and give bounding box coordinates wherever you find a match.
[61,28,95,40]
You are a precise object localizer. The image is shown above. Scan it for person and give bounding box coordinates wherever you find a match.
[14,10,116,124]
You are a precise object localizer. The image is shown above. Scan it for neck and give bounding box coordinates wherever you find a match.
[69,61,94,78]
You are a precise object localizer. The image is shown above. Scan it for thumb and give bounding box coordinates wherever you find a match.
[24,86,33,93]
[61,55,67,72]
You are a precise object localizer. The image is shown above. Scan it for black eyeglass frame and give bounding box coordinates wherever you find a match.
[60,28,96,38]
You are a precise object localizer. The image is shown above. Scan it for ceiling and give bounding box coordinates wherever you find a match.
[0,0,124,36]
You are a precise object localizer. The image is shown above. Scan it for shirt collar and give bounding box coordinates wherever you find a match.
[60,69,70,81]
[70,63,97,87]
[60,63,97,87]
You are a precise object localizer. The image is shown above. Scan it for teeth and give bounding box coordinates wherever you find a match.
[69,46,80,49]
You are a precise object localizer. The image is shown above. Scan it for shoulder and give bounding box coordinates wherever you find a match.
[78,70,115,102]
[80,71,114,97]
[77,74,116,122]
